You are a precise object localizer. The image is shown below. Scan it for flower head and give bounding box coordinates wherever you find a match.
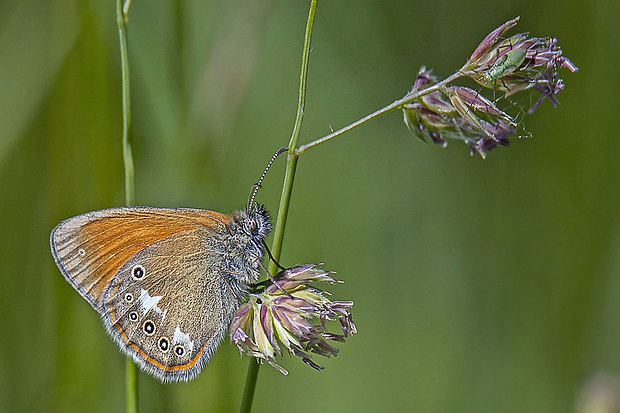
[463,16,578,109]
[402,17,577,157]
[403,68,515,158]
[230,264,356,374]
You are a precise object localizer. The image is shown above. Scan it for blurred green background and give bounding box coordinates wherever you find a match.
[1,1,618,412]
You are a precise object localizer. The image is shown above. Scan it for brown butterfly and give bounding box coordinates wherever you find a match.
[50,204,271,382]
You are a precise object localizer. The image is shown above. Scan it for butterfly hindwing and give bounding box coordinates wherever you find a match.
[101,229,240,382]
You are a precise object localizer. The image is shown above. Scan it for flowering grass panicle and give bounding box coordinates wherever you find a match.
[230,264,356,374]
[403,16,578,158]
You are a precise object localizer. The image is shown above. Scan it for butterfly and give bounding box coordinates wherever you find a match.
[50,204,271,382]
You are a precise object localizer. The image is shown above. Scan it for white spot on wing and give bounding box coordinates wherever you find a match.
[138,289,163,316]
[173,325,195,352]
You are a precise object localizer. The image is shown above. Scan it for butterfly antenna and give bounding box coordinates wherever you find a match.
[247,147,288,210]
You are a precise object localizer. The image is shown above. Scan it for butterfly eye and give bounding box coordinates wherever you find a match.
[245,219,258,235]
[124,293,134,303]
[132,265,145,279]
[129,311,138,321]
[174,345,185,357]
[143,320,156,336]
[158,337,169,352]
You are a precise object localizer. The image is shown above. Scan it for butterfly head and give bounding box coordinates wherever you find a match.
[240,203,271,241]
[228,204,271,286]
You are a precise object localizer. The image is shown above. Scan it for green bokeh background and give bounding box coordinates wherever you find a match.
[1,1,618,412]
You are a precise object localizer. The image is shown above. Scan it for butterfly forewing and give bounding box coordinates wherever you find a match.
[50,207,230,307]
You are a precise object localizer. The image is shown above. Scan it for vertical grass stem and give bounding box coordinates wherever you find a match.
[117,1,137,412]
[239,1,318,412]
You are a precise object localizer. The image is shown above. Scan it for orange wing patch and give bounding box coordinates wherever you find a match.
[53,207,232,306]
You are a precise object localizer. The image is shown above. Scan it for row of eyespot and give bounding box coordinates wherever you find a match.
[124,267,187,357]
[126,309,187,356]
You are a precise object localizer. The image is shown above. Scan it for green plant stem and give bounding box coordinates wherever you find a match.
[239,1,318,412]
[269,0,316,272]
[295,71,464,155]
[119,1,134,206]
[268,154,298,269]
[126,359,138,413]
[239,359,260,413]
[117,1,137,412]
[123,0,133,19]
